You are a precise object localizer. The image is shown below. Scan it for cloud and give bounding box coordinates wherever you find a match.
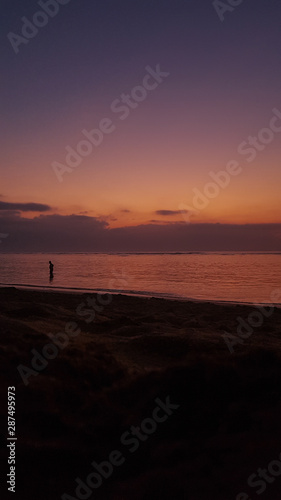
[149,219,185,225]
[0,210,21,218]
[155,210,187,216]
[0,202,51,212]
[0,212,280,252]
[0,214,108,252]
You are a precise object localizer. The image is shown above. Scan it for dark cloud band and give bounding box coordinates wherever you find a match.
[0,202,51,212]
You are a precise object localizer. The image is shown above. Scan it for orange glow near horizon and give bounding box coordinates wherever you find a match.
[2,150,280,227]
[2,88,281,228]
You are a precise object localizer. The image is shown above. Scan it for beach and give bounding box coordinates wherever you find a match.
[1,287,281,499]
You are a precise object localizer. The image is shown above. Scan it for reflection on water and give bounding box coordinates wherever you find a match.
[0,253,280,304]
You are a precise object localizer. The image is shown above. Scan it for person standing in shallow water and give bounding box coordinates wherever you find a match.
[49,261,54,280]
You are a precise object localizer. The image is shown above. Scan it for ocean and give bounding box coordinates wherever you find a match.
[0,252,280,305]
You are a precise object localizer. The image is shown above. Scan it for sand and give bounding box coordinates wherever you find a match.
[1,287,281,499]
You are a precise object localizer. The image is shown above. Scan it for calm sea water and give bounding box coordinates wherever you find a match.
[0,253,280,305]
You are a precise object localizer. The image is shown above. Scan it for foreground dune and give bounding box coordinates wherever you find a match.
[1,287,281,499]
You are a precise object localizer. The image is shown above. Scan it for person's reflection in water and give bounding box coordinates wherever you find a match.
[49,261,54,283]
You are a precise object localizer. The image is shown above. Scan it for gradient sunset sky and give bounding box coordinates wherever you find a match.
[1,0,281,251]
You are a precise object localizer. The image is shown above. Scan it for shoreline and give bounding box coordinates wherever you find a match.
[0,284,280,308]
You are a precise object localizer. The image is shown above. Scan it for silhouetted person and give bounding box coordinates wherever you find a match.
[49,261,54,279]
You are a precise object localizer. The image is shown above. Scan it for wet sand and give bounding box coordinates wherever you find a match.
[1,287,281,499]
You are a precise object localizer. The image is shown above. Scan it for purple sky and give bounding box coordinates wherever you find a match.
[1,0,281,252]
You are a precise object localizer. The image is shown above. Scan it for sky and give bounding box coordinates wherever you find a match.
[1,0,281,252]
